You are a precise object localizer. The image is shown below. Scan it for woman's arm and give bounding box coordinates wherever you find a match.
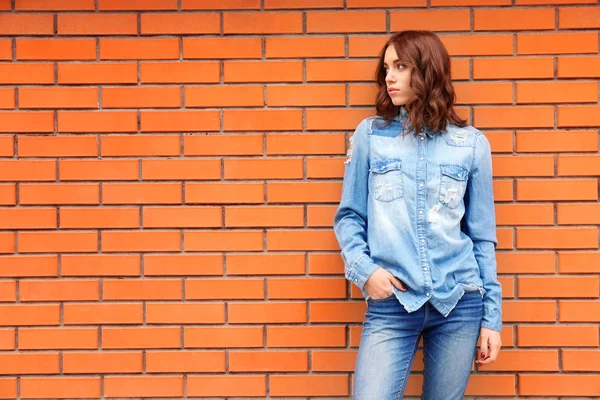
[333,118,380,291]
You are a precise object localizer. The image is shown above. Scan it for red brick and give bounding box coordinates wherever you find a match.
[0,14,53,35]
[225,158,303,180]
[225,61,302,83]
[559,155,600,176]
[558,105,600,127]
[19,136,97,158]
[224,12,302,34]
[58,13,137,35]
[224,110,302,131]
[20,184,99,205]
[266,0,343,7]
[0,160,56,181]
[141,110,220,132]
[517,227,598,249]
[143,206,221,228]
[59,111,137,133]
[267,326,345,348]
[391,10,470,31]
[306,59,377,82]
[478,349,558,372]
[101,231,181,252]
[19,327,98,350]
[559,251,600,273]
[100,38,179,60]
[101,183,182,205]
[146,350,225,372]
[18,231,98,253]
[268,278,346,299]
[517,130,598,153]
[17,39,96,60]
[184,230,263,252]
[101,135,180,157]
[226,253,305,276]
[270,375,349,396]
[141,62,220,83]
[63,352,142,374]
[266,36,344,58]
[518,32,598,54]
[146,303,225,324]
[310,302,365,323]
[0,256,57,277]
[0,136,13,157]
[185,279,263,300]
[441,35,513,56]
[60,207,139,230]
[517,325,599,347]
[312,350,356,371]
[99,0,177,10]
[475,106,554,128]
[187,375,266,397]
[0,111,54,133]
[58,63,137,84]
[0,353,60,374]
[563,349,600,371]
[17,0,95,10]
[184,134,263,156]
[517,179,598,201]
[19,280,99,302]
[268,229,338,251]
[503,300,556,322]
[308,253,344,275]
[229,302,307,324]
[492,155,554,177]
[20,377,100,399]
[60,160,138,181]
[230,351,308,372]
[185,183,264,204]
[267,85,345,106]
[495,204,554,226]
[103,87,181,108]
[184,0,260,9]
[186,85,263,107]
[61,254,140,276]
[558,56,600,78]
[306,108,372,130]
[558,203,600,225]
[145,254,222,276]
[497,252,555,274]
[559,6,600,28]
[142,13,220,34]
[517,81,598,104]
[0,39,10,60]
[474,57,554,80]
[185,326,264,348]
[102,327,181,349]
[184,37,261,59]
[268,182,342,203]
[0,304,59,326]
[225,206,304,228]
[308,11,385,33]
[475,8,554,30]
[518,276,599,298]
[20,87,97,109]
[519,374,600,396]
[267,133,345,155]
[64,303,143,325]
[104,376,184,398]
[559,300,600,322]
[0,231,15,251]
[455,82,513,104]
[0,88,14,109]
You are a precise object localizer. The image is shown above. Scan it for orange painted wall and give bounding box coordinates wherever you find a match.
[0,0,599,398]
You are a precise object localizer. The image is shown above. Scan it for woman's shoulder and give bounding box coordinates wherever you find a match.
[442,123,487,147]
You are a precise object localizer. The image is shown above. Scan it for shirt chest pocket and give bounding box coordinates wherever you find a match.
[371,160,403,202]
[439,164,469,209]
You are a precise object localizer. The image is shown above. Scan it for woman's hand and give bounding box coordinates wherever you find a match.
[364,267,407,299]
[476,327,501,365]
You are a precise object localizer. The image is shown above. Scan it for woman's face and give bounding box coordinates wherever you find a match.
[383,45,414,106]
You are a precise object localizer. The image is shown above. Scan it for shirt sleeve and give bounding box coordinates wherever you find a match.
[463,132,503,332]
[333,118,380,291]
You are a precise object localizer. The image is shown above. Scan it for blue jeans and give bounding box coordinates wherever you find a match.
[353,291,483,399]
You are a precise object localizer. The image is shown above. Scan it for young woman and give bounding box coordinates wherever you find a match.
[333,30,502,399]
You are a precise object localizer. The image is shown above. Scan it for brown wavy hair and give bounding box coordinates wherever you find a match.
[375,30,467,135]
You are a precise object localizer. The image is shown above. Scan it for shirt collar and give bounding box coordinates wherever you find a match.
[393,106,437,138]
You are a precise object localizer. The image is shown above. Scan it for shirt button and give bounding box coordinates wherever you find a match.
[419,210,423,215]
[419,156,424,160]
[419,183,424,188]
[420,137,425,141]
[423,267,428,271]
[426,292,430,297]
[420,239,425,244]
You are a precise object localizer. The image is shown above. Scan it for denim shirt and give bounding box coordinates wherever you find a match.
[333,108,502,332]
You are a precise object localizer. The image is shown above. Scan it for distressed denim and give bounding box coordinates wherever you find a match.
[333,108,502,332]
[353,292,483,399]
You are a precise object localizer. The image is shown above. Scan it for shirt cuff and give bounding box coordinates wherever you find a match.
[345,255,380,290]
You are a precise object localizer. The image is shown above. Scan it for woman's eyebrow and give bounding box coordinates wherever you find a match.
[383,58,399,66]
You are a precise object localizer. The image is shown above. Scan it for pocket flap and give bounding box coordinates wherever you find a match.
[371,160,402,174]
[440,164,468,181]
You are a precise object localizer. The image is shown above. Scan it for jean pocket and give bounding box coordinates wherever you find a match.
[439,164,468,209]
[372,160,403,202]
[367,292,396,303]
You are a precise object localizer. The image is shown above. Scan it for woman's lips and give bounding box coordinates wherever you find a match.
[387,88,399,94]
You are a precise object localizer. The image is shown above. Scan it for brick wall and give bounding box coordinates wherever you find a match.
[0,0,599,398]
